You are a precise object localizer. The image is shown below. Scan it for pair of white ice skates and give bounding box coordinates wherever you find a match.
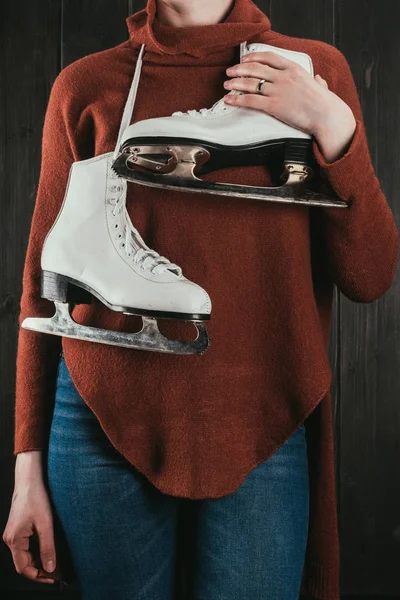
[23,42,347,355]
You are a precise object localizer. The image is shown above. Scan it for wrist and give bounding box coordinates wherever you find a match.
[313,110,356,164]
[15,450,44,481]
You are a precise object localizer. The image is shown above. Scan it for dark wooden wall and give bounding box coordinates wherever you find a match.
[1,1,399,598]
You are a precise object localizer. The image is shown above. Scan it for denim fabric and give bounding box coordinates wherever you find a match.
[48,354,309,600]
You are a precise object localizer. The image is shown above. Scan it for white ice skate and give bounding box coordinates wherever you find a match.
[112,42,347,209]
[22,46,211,355]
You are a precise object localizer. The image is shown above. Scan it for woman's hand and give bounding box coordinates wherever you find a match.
[3,451,57,584]
[223,51,357,163]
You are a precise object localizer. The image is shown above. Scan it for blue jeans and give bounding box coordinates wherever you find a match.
[47,354,309,600]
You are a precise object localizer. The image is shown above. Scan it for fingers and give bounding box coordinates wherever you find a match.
[35,518,57,574]
[4,515,57,584]
[224,92,272,112]
[10,535,55,584]
[226,61,278,82]
[242,50,291,70]
[224,77,274,95]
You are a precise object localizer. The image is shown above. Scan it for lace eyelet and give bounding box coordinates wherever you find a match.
[114,224,119,229]
[117,233,122,239]
[120,242,125,249]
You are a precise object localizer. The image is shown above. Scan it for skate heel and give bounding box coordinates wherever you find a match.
[282,139,313,183]
[41,271,92,305]
[284,138,312,166]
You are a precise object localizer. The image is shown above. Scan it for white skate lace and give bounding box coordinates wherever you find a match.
[109,179,182,276]
[172,90,242,118]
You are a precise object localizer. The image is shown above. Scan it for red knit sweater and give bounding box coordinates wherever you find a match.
[14,0,398,597]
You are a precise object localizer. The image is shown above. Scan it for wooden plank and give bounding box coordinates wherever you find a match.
[61,0,131,66]
[0,0,63,593]
[253,0,272,19]
[129,0,146,13]
[269,0,333,40]
[336,0,400,595]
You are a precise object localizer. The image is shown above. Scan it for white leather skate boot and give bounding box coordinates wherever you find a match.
[113,42,346,208]
[22,153,211,354]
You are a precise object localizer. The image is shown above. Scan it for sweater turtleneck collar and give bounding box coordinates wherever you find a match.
[126,0,272,58]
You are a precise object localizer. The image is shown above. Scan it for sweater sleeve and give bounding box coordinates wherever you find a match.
[311,46,399,303]
[14,66,93,454]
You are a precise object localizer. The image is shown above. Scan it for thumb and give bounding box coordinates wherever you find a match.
[315,74,329,89]
[35,519,57,572]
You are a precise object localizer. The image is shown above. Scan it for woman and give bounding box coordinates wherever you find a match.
[3,0,398,599]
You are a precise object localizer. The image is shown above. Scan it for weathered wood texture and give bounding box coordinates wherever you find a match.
[335,0,400,595]
[1,1,399,597]
[1,0,62,593]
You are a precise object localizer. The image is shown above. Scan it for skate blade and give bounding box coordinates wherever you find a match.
[122,171,347,208]
[22,303,209,355]
[112,154,348,209]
